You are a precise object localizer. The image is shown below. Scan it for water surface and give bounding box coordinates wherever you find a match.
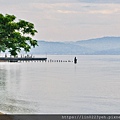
[0,55,120,113]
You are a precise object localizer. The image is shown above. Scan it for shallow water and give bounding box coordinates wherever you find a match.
[0,55,120,113]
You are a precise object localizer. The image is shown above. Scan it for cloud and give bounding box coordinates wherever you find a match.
[78,0,120,4]
[1,0,120,41]
[57,10,80,14]
[36,0,78,3]
[89,8,120,15]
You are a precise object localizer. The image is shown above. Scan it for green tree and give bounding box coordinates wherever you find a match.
[0,13,38,56]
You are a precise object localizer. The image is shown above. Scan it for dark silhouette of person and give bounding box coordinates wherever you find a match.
[74,57,77,64]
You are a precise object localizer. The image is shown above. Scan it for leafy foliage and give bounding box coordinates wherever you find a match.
[0,13,38,56]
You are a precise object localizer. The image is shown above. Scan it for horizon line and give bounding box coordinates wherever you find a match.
[36,36,120,42]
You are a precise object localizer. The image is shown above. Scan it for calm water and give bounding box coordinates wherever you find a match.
[0,55,120,114]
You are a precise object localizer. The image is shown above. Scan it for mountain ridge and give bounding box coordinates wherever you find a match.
[30,36,120,55]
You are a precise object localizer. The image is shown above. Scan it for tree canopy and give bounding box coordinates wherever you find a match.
[0,13,38,56]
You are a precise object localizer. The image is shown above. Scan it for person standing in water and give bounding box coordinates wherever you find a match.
[74,57,77,64]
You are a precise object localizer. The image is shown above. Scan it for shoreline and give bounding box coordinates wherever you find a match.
[0,112,4,114]
[0,112,14,120]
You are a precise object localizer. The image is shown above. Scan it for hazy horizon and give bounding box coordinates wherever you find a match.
[37,36,120,42]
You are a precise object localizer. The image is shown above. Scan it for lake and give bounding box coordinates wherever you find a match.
[0,55,120,114]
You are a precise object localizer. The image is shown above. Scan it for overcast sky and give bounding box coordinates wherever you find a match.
[1,0,120,41]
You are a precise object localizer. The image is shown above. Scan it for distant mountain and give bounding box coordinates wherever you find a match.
[94,48,120,55]
[30,37,120,55]
[76,37,120,51]
[30,41,94,55]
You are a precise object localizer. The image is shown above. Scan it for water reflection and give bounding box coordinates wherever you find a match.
[0,63,36,113]
[0,68,7,90]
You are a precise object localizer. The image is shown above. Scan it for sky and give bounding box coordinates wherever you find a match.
[0,0,120,41]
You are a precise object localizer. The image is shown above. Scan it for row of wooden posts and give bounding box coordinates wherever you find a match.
[0,59,77,63]
[48,59,73,63]
[0,54,78,64]
[18,59,74,63]
[18,58,77,64]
